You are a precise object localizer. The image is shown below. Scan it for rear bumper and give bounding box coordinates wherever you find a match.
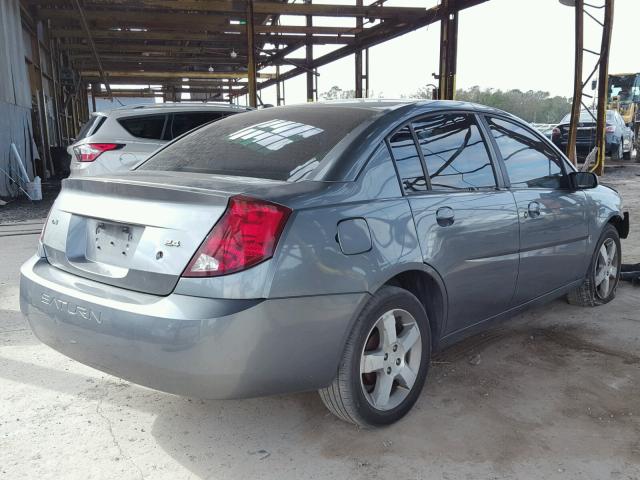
[20,255,367,399]
[555,133,617,153]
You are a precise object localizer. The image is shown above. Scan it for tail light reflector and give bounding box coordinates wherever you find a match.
[605,125,616,133]
[183,196,291,277]
[73,143,124,162]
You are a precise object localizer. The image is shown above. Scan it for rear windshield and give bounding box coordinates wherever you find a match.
[138,105,377,181]
[560,111,614,124]
[76,114,106,140]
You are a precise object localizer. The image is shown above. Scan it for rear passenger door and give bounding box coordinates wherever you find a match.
[389,112,520,335]
[484,116,589,304]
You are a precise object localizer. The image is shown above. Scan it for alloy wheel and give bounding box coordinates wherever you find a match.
[359,309,422,411]
[594,238,619,299]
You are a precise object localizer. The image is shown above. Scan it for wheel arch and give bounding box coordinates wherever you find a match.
[607,212,629,239]
[378,265,448,351]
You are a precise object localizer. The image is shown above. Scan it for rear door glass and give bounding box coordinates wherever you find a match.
[118,114,167,140]
[412,113,496,191]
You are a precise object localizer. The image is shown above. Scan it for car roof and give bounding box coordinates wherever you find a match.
[94,102,252,118]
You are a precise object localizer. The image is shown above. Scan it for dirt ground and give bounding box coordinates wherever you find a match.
[1,165,640,479]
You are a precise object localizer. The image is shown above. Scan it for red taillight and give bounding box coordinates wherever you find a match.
[606,125,616,133]
[183,196,291,278]
[73,143,124,162]
[552,127,561,138]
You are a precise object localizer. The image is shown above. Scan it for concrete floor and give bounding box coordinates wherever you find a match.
[2,166,640,480]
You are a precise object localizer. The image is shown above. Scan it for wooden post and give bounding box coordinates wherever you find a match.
[246,0,258,107]
[91,83,99,112]
[566,0,584,165]
[593,0,614,175]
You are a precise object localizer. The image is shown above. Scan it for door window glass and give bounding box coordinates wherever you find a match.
[388,126,427,193]
[487,116,567,189]
[170,111,228,139]
[412,113,496,191]
[118,114,167,140]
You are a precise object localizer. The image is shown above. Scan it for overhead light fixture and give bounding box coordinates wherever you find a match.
[558,0,576,5]
[230,49,238,59]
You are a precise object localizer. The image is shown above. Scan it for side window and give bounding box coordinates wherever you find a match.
[118,115,167,140]
[170,111,227,139]
[388,126,427,193]
[487,116,567,189]
[412,113,496,191]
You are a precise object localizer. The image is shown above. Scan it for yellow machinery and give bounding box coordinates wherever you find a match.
[608,73,640,146]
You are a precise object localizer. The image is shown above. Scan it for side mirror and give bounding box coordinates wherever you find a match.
[569,171,598,190]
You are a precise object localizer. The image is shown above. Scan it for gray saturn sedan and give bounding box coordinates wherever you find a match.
[20,100,629,427]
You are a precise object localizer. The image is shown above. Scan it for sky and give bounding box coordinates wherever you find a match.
[254,0,637,105]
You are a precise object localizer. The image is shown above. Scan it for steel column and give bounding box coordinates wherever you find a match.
[566,0,584,165]
[592,0,614,175]
[438,0,458,100]
[246,0,258,107]
[355,0,363,98]
[305,0,314,102]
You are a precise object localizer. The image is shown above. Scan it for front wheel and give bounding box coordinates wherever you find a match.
[567,224,621,307]
[319,286,431,427]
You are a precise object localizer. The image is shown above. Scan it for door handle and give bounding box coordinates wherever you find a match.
[436,206,455,227]
[527,201,541,218]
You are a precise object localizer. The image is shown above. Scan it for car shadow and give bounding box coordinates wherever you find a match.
[2,294,640,478]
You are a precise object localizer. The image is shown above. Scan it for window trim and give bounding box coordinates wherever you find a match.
[386,110,502,195]
[386,125,429,195]
[481,113,572,191]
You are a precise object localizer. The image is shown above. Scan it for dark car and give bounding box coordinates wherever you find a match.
[552,109,634,159]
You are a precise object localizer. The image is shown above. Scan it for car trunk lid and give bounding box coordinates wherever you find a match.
[42,171,287,295]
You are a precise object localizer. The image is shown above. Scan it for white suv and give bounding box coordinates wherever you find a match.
[68,103,251,177]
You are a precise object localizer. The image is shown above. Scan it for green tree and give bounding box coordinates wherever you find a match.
[413,85,572,123]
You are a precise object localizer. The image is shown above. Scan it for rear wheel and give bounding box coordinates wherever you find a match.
[567,224,621,306]
[319,286,431,427]
[612,139,623,160]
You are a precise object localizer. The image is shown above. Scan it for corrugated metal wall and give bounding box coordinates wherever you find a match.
[0,0,37,198]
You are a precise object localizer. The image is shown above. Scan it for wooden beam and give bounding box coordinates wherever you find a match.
[33,1,426,19]
[240,0,490,95]
[61,42,239,54]
[70,54,253,66]
[71,0,112,98]
[80,70,275,80]
[39,9,362,35]
[50,28,355,45]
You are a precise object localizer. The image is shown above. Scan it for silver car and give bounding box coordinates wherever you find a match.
[68,103,251,177]
[21,100,629,426]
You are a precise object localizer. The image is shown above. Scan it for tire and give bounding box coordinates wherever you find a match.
[612,140,623,160]
[318,286,431,427]
[567,224,621,307]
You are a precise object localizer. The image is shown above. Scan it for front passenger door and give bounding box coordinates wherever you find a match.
[485,116,589,305]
